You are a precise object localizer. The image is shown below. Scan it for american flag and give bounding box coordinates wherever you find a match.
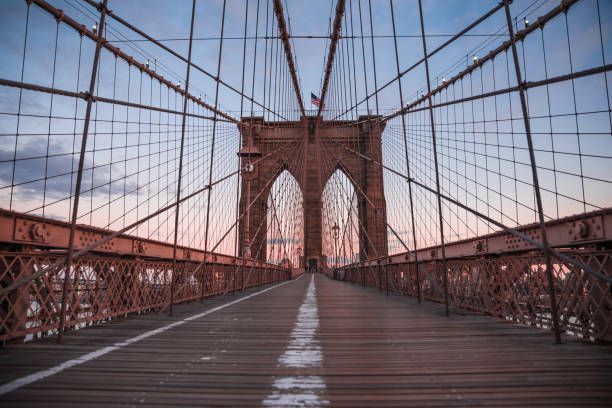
[311,92,321,107]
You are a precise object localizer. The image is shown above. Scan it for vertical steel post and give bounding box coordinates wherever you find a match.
[378,260,382,292]
[202,0,227,300]
[169,0,197,316]
[390,0,421,304]
[200,260,207,302]
[386,260,389,296]
[415,262,421,303]
[58,0,107,343]
[418,0,449,316]
[362,264,365,287]
[333,223,339,270]
[503,0,561,343]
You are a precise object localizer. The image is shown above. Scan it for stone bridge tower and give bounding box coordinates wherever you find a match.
[238,115,388,268]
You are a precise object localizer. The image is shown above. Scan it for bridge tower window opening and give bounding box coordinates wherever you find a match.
[266,169,304,268]
[322,168,359,268]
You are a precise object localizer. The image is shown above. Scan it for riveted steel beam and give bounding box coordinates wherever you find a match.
[30,0,239,124]
[386,0,580,122]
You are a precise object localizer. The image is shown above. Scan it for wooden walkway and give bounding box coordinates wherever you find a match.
[1,273,611,407]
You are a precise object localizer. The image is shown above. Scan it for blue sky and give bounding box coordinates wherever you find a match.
[4,0,599,116]
[0,0,610,259]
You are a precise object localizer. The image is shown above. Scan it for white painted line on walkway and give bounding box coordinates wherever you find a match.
[263,274,329,407]
[0,276,302,396]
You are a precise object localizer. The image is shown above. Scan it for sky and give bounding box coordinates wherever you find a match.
[0,0,610,262]
[2,0,582,116]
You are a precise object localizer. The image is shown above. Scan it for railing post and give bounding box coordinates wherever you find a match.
[169,270,175,316]
[415,260,421,304]
[202,0,227,300]
[417,0,449,316]
[360,265,363,287]
[503,0,561,344]
[359,264,363,287]
[57,0,107,343]
[377,260,382,293]
[390,0,422,305]
[386,260,389,296]
[213,265,219,297]
[200,261,207,303]
[237,253,243,295]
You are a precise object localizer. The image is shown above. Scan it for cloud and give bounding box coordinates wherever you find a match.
[0,139,140,201]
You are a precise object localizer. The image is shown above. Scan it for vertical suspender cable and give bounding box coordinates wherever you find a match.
[502,0,561,343]
[202,0,228,302]
[389,0,421,304]
[169,0,197,316]
[58,0,108,342]
[417,0,449,316]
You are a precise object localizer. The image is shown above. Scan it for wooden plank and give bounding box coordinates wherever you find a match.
[0,274,611,407]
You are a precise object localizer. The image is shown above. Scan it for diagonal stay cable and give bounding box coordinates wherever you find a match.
[0,141,295,297]
[81,0,288,122]
[158,137,305,312]
[331,1,505,120]
[326,134,612,285]
[221,148,304,296]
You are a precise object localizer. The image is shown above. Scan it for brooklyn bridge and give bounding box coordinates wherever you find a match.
[0,0,611,406]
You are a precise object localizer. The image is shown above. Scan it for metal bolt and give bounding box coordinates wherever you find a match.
[576,221,589,238]
[30,224,45,241]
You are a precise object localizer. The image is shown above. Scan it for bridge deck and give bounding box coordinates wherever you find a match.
[1,274,611,407]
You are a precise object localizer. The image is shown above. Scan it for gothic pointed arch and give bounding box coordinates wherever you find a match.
[238,116,387,266]
[266,169,304,267]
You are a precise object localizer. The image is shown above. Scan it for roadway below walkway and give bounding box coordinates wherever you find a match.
[1,273,611,407]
